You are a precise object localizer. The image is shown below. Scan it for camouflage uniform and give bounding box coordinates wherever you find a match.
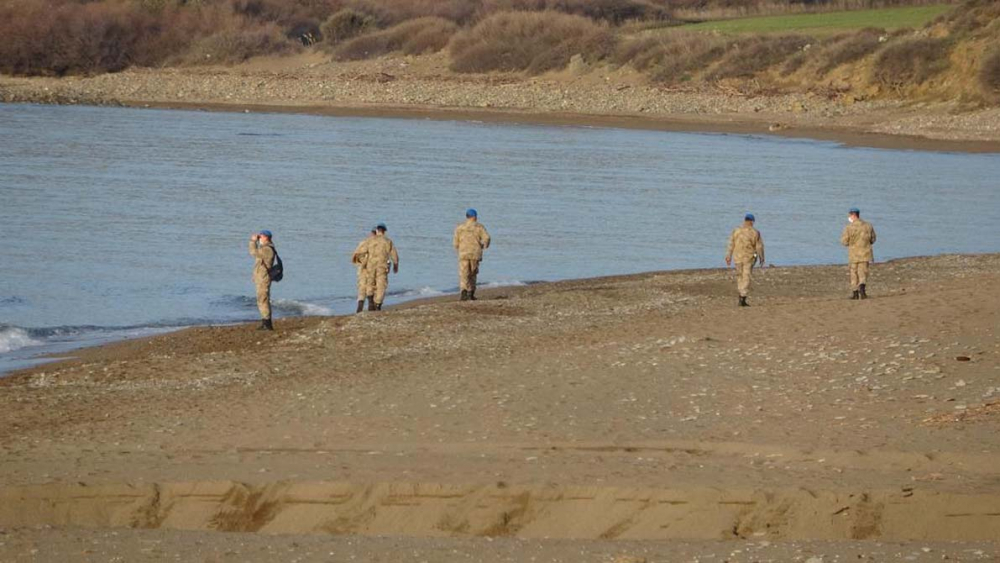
[248,239,275,320]
[365,234,399,306]
[726,222,765,298]
[453,219,491,296]
[351,236,373,301]
[840,218,876,291]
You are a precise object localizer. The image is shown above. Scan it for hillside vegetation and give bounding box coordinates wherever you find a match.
[0,0,996,105]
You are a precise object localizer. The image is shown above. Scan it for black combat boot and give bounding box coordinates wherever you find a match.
[851,290,860,300]
[367,297,377,311]
[469,290,477,301]
[460,290,469,301]
[375,302,383,311]
[356,300,365,313]
[739,296,749,307]
[257,319,268,330]
[261,318,274,331]
[859,284,868,300]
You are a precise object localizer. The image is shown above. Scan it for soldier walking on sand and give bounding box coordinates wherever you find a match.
[725,213,765,307]
[351,228,377,313]
[453,208,491,301]
[249,230,276,330]
[364,223,399,311]
[841,207,877,300]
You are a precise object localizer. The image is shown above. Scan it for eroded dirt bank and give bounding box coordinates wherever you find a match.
[1,255,999,560]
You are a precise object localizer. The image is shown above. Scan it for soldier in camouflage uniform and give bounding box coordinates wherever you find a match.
[725,213,765,307]
[840,207,877,300]
[364,223,399,311]
[351,228,377,313]
[453,208,491,301]
[248,230,276,330]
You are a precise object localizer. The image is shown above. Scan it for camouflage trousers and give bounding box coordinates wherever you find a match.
[735,261,754,297]
[366,267,390,305]
[357,266,371,301]
[255,278,272,320]
[459,259,481,292]
[849,261,870,290]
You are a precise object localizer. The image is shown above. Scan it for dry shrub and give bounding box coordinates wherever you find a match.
[321,9,376,45]
[814,27,884,74]
[449,11,616,74]
[332,17,458,60]
[478,0,672,24]
[615,32,727,81]
[939,0,1000,37]
[0,0,168,75]
[781,27,885,76]
[979,49,1000,95]
[179,23,301,65]
[228,0,334,43]
[339,0,480,25]
[707,35,810,80]
[872,37,952,90]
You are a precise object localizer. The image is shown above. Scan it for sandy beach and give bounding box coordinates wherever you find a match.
[1,254,999,561]
[3,52,1000,153]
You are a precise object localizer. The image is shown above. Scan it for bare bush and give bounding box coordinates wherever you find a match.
[0,0,166,75]
[815,27,884,74]
[707,35,810,80]
[979,49,1000,95]
[872,37,951,90]
[332,17,459,60]
[939,0,1000,37]
[339,0,481,25]
[615,32,728,81]
[449,11,615,74]
[178,23,301,65]
[478,0,672,24]
[321,9,376,45]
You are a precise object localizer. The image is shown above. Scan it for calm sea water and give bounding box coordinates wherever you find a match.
[1,103,999,372]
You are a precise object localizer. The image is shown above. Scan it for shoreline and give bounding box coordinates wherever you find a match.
[3,252,996,381]
[130,99,1000,154]
[4,52,1000,154]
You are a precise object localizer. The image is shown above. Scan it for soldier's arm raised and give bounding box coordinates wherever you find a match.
[249,237,260,258]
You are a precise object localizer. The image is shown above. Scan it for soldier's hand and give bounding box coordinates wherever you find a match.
[393,264,399,274]
[725,257,732,266]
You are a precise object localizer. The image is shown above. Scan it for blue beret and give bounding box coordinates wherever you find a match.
[259,230,272,238]
[744,213,755,222]
[849,207,861,215]
[466,208,478,218]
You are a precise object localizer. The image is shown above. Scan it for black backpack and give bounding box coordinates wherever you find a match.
[269,250,284,282]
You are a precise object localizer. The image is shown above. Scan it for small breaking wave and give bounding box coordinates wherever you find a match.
[214,295,335,317]
[0,326,43,354]
[392,286,447,299]
[271,299,333,316]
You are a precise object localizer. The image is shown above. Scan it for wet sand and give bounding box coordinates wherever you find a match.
[1,255,999,561]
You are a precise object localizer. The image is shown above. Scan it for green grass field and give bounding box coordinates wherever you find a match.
[682,5,955,35]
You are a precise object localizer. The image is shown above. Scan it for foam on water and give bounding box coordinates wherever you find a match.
[271,298,334,317]
[0,326,43,354]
